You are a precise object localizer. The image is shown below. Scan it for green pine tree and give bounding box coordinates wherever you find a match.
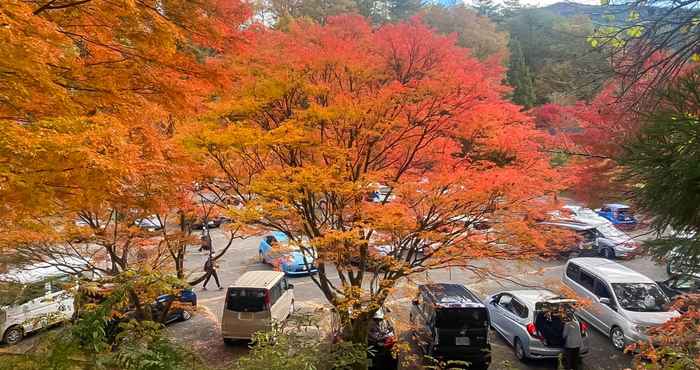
[507,37,536,108]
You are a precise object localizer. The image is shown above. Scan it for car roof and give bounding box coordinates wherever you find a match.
[501,289,559,305]
[568,257,654,284]
[231,271,285,289]
[603,203,630,210]
[421,283,484,308]
[539,220,597,231]
[270,231,289,241]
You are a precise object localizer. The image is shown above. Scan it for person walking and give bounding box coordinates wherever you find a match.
[202,252,222,290]
[561,312,583,370]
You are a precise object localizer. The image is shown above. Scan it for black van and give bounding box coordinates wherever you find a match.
[410,284,491,368]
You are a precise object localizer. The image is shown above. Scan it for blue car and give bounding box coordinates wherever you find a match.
[596,203,637,230]
[259,231,318,276]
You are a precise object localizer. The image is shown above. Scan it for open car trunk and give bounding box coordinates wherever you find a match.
[534,299,577,348]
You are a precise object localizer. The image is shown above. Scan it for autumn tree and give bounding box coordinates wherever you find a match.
[0,0,250,314]
[420,4,509,62]
[185,15,565,356]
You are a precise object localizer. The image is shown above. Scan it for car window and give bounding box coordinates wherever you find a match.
[579,271,595,292]
[673,276,699,290]
[498,294,513,310]
[593,279,612,299]
[566,263,580,281]
[611,283,670,312]
[510,298,528,318]
[265,236,275,244]
[269,283,282,305]
[435,308,488,328]
[226,288,267,312]
[601,207,611,213]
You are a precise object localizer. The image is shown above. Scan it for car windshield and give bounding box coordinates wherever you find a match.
[596,223,628,239]
[611,283,670,312]
[226,288,266,312]
[435,308,488,328]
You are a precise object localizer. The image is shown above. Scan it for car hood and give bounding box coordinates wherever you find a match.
[625,310,680,326]
[283,250,315,266]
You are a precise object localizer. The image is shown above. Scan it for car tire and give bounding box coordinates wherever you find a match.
[610,326,625,351]
[514,337,526,361]
[181,310,192,321]
[3,326,23,345]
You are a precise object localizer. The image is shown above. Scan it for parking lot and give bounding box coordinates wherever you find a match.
[173,228,669,369]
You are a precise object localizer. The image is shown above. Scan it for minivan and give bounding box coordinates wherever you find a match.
[221,271,294,343]
[562,258,679,351]
[410,283,491,368]
[0,262,78,345]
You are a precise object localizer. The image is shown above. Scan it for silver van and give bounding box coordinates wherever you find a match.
[562,258,679,351]
[221,271,294,343]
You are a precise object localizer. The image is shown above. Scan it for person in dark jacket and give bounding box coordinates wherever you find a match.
[202,252,222,290]
[561,313,583,370]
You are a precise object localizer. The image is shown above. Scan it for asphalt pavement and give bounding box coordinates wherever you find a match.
[179,228,668,370]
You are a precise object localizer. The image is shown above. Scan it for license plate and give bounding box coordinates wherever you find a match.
[456,336,470,346]
[238,312,255,320]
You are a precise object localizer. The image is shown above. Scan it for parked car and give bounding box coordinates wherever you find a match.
[538,220,599,258]
[665,245,699,276]
[657,274,700,300]
[557,206,640,259]
[562,257,679,351]
[485,289,589,362]
[133,215,163,231]
[0,262,78,345]
[190,215,231,230]
[259,232,317,276]
[596,204,637,230]
[221,271,294,343]
[152,292,196,324]
[410,283,491,368]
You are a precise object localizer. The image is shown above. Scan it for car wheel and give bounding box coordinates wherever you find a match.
[181,310,192,321]
[514,337,526,361]
[3,326,23,345]
[602,248,615,259]
[610,326,625,351]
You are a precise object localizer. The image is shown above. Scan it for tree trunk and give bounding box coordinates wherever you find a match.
[340,312,370,370]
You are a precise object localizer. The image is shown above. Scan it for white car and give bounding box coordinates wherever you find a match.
[0,262,78,345]
[558,206,639,259]
[134,215,163,231]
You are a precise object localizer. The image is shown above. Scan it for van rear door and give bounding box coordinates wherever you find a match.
[435,307,489,351]
[222,287,271,339]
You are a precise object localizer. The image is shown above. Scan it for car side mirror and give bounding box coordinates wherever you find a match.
[411,299,419,306]
[287,284,294,290]
[599,297,613,308]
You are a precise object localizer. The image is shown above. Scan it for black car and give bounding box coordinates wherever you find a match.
[658,275,700,300]
[410,283,491,369]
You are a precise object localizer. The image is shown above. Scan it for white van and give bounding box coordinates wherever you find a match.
[0,263,78,345]
[562,258,679,351]
[221,271,294,343]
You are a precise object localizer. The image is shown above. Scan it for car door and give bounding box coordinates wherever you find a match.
[576,270,607,331]
[565,263,596,324]
[23,284,58,333]
[410,293,432,350]
[500,295,528,345]
[491,294,514,342]
[591,278,620,333]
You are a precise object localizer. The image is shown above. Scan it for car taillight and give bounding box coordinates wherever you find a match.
[434,328,439,345]
[264,290,271,309]
[580,321,589,336]
[526,323,543,339]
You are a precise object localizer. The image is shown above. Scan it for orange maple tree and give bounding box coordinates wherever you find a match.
[0,1,249,285]
[185,15,566,344]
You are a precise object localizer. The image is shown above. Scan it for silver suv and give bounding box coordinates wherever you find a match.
[562,258,679,351]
